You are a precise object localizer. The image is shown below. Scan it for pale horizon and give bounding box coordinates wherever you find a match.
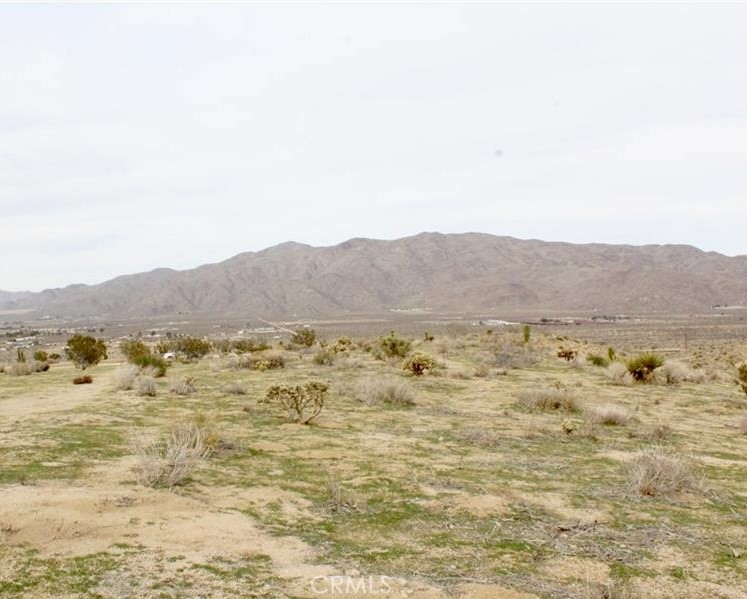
[2,3,746,291]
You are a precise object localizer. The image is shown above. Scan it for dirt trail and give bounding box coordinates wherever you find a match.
[0,366,114,419]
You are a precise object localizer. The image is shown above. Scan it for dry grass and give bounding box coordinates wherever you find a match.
[738,416,747,435]
[224,381,247,395]
[132,421,211,488]
[113,363,139,391]
[586,404,634,426]
[356,376,415,406]
[7,362,32,376]
[3,361,48,376]
[518,386,582,412]
[654,360,706,385]
[627,449,699,497]
[135,376,157,397]
[581,580,635,599]
[605,362,633,386]
[169,376,196,395]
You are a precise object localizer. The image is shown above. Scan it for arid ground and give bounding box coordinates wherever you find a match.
[1,322,746,598]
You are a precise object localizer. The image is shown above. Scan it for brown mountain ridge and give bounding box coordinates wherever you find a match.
[3,232,747,318]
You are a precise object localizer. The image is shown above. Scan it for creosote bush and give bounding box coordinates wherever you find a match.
[120,339,151,362]
[402,352,436,376]
[627,449,699,497]
[66,334,108,369]
[263,381,328,424]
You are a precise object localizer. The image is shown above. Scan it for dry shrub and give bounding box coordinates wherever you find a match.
[132,420,211,488]
[581,580,634,599]
[73,375,93,385]
[629,422,675,443]
[113,363,139,391]
[653,361,705,385]
[518,386,582,413]
[473,363,490,378]
[7,362,32,376]
[605,362,633,386]
[458,426,501,448]
[29,360,49,373]
[628,449,699,497]
[170,376,196,395]
[136,376,157,397]
[492,340,539,369]
[224,381,247,395]
[324,470,357,513]
[140,364,163,379]
[586,404,634,426]
[451,369,472,380]
[356,377,414,406]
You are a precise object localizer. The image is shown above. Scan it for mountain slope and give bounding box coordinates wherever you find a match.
[3,233,747,318]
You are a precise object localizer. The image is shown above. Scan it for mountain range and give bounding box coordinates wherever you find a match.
[2,232,746,319]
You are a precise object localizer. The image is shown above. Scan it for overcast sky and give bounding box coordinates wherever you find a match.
[1,3,746,291]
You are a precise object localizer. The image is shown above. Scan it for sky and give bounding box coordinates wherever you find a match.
[1,3,746,291]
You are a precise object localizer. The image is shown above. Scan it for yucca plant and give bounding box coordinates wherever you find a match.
[627,352,664,383]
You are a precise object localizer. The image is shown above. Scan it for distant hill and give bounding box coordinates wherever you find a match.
[2,233,747,318]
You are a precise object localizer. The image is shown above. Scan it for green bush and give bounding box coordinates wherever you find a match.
[627,352,664,383]
[291,328,317,347]
[586,354,609,367]
[133,354,169,377]
[232,338,270,353]
[402,352,436,376]
[120,339,151,362]
[736,364,747,397]
[379,331,411,359]
[522,324,531,344]
[66,335,108,369]
[33,350,48,363]
[176,336,212,360]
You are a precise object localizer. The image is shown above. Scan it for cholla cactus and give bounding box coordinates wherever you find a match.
[264,381,328,424]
